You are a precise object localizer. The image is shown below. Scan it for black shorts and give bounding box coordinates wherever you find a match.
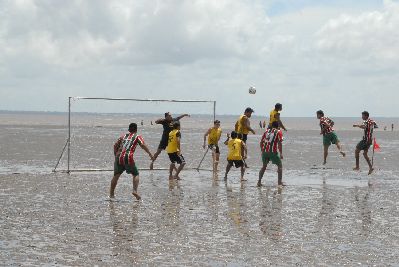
[168,153,186,164]
[158,138,168,150]
[208,144,220,154]
[228,160,244,168]
[241,134,248,143]
[356,140,371,151]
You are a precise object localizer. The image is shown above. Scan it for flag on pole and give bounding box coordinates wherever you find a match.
[373,138,380,151]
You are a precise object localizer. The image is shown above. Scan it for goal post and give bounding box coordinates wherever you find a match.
[53,96,217,173]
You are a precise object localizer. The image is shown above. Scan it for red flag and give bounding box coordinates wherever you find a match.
[373,138,380,151]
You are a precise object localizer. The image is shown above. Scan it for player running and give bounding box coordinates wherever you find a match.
[203,120,222,172]
[258,121,285,187]
[110,123,154,200]
[353,111,378,175]
[166,121,186,180]
[316,110,345,165]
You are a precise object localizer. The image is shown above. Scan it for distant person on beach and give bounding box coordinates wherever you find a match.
[258,121,284,187]
[235,107,255,143]
[353,111,378,175]
[224,131,247,182]
[259,121,262,129]
[140,120,143,126]
[392,123,394,131]
[150,112,190,169]
[269,103,287,131]
[166,121,186,180]
[203,120,222,172]
[316,110,346,165]
[110,123,153,200]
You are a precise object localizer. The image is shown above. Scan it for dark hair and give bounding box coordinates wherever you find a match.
[231,131,238,139]
[316,110,324,116]
[271,121,279,128]
[244,107,254,113]
[214,120,220,124]
[164,112,171,118]
[173,121,180,129]
[128,123,137,133]
[275,103,282,110]
[362,111,369,118]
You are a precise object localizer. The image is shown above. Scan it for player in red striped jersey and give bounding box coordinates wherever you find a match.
[353,111,378,175]
[110,123,154,200]
[257,121,284,187]
[316,110,345,165]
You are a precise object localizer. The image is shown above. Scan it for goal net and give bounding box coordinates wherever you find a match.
[54,97,216,173]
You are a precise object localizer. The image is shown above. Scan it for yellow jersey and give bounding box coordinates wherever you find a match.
[166,129,180,153]
[235,115,249,134]
[208,127,221,145]
[269,109,280,127]
[227,138,243,160]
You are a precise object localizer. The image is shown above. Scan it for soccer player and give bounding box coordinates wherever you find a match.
[110,123,153,200]
[269,103,287,131]
[258,121,284,187]
[150,112,189,169]
[316,110,345,165]
[353,111,378,175]
[235,107,255,143]
[166,121,186,180]
[224,131,247,182]
[203,120,222,172]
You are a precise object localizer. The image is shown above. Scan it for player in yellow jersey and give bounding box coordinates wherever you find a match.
[203,120,222,173]
[269,103,287,131]
[166,121,186,180]
[235,107,255,143]
[223,131,247,181]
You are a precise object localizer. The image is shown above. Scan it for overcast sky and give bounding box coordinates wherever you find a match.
[1,0,398,117]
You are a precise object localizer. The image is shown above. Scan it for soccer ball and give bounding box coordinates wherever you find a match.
[249,86,256,94]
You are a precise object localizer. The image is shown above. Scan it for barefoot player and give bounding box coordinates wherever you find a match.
[224,131,247,182]
[353,111,378,175]
[110,123,153,200]
[203,120,222,172]
[316,110,345,165]
[166,121,186,180]
[258,121,284,187]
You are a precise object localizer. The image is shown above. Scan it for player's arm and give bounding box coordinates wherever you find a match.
[155,118,166,124]
[139,143,154,161]
[113,137,122,156]
[176,134,181,154]
[176,114,190,120]
[244,117,255,134]
[278,131,283,159]
[260,133,265,150]
[224,133,230,145]
[203,128,211,149]
[353,123,366,129]
[276,113,287,131]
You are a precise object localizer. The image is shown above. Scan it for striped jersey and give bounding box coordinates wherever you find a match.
[114,133,144,165]
[319,117,334,135]
[261,128,283,153]
[363,118,377,143]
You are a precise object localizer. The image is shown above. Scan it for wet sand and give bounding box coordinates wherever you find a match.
[1,169,399,266]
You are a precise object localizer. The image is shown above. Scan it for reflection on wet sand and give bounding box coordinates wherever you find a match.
[258,187,283,240]
[225,181,250,236]
[315,180,336,235]
[354,186,372,237]
[108,201,140,263]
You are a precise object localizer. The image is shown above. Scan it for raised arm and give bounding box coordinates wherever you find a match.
[224,133,230,145]
[176,114,190,120]
[155,118,166,124]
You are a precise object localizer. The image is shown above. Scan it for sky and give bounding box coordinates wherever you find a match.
[0,0,398,117]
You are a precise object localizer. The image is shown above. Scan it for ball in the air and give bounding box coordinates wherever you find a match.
[249,86,256,94]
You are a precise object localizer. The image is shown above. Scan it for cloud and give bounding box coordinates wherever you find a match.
[316,0,399,64]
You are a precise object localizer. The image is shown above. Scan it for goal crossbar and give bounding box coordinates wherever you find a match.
[53,96,217,173]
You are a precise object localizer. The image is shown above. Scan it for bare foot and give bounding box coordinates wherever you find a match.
[323,161,327,165]
[241,178,247,182]
[341,152,346,157]
[174,175,181,180]
[353,167,360,171]
[223,176,227,181]
[368,168,374,175]
[169,175,174,180]
[257,181,262,187]
[132,191,141,200]
[278,182,286,187]
[150,161,154,170]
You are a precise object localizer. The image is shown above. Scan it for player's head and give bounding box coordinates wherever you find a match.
[214,120,220,126]
[271,121,279,129]
[316,110,324,119]
[165,112,172,121]
[275,103,282,111]
[128,123,137,133]
[173,121,180,129]
[244,107,254,117]
[231,131,238,139]
[362,111,369,120]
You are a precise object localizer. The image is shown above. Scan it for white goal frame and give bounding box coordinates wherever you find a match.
[53,96,217,173]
